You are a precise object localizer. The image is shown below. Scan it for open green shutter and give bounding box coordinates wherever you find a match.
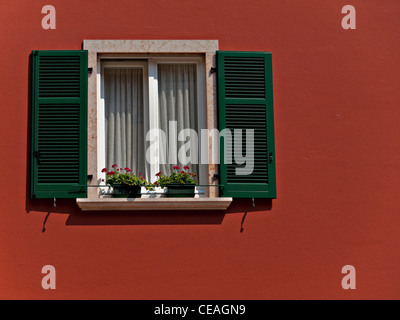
[217,51,276,198]
[31,50,88,199]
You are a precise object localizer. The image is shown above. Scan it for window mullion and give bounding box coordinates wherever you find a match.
[148,59,160,182]
[98,57,107,187]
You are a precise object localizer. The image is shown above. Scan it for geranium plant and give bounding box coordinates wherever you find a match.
[154,165,197,188]
[101,164,149,187]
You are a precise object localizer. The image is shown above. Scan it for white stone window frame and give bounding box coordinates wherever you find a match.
[77,40,232,211]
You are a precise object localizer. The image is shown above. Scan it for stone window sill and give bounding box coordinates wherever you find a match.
[76,197,232,211]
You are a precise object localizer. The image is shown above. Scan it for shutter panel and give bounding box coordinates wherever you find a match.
[217,51,276,198]
[31,50,88,198]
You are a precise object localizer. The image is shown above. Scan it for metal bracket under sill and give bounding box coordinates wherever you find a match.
[76,197,233,211]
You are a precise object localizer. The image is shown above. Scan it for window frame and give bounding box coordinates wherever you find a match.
[97,56,208,197]
[83,40,220,202]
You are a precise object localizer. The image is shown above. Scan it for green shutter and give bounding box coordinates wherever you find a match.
[217,51,276,198]
[31,50,88,198]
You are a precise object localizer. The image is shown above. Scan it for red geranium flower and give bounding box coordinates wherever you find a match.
[139,172,143,176]
[155,171,162,176]
[107,171,116,175]
[112,164,118,168]
[173,165,181,170]
[192,172,197,177]
[101,168,108,173]
[184,165,190,170]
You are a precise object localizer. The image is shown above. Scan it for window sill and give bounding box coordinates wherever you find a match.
[76,197,232,211]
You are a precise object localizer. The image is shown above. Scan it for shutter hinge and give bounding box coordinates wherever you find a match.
[33,151,41,165]
[269,152,273,163]
[210,67,217,74]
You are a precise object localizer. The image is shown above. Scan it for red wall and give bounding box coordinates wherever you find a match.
[1,0,400,299]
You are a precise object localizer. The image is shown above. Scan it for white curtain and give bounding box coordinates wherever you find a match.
[104,67,145,174]
[158,64,199,176]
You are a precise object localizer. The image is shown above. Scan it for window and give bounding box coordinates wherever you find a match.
[97,57,207,189]
[30,40,276,210]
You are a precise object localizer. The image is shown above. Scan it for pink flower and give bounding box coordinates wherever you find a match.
[139,172,143,176]
[184,165,190,170]
[173,165,181,170]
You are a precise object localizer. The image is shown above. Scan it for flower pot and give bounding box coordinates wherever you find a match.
[166,183,196,198]
[112,185,141,198]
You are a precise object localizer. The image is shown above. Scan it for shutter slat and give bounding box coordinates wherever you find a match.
[38,55,82,98]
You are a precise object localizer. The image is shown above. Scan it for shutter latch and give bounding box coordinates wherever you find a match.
[252,197,255,208]
[33,151,41,165]
[269,152,273,163]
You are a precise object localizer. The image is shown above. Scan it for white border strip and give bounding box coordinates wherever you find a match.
[84,40,218,53]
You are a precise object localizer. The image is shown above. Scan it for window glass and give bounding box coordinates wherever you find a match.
[158,63,198,176]
[104,67,146,173]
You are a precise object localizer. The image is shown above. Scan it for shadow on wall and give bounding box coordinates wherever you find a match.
[64,198,272,226]
[26,198,272,229]
[25,53,272,230]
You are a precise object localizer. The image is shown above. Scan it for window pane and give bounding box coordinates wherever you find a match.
[158,64,199,177]
[104,67,145,175]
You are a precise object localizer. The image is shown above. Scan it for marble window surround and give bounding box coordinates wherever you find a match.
[77,40,232,210]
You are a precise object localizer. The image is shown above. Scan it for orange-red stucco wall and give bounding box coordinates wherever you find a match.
[1,0,400,299]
